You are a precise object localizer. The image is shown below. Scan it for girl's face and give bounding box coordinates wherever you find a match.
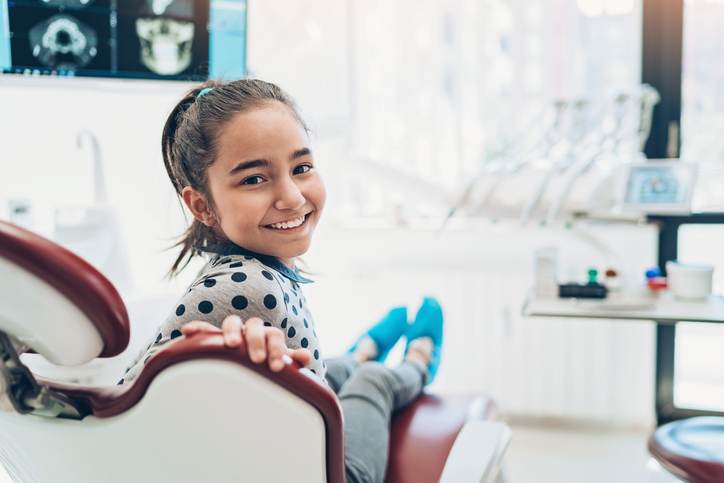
[184,101,325,264]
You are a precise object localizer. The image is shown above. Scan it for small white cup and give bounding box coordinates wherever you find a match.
[666,261,714,301]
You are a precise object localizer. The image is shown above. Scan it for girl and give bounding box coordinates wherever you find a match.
[121,79,444,483]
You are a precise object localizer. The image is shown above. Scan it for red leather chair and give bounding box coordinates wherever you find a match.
[0,220,510,483]
[648,417,724,483]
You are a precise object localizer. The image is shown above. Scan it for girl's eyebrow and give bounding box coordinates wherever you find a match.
[228,148,312,176]
[228,159,269,176]
[291,147,312,160]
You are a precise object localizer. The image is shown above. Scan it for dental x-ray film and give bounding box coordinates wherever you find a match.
[0,0,247,80]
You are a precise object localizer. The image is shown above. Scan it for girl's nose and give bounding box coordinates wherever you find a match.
[273,177,306,211]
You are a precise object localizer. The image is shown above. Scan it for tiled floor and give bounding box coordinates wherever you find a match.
[0,423,681,483]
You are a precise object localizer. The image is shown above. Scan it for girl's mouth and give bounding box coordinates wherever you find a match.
[263,212,312,233]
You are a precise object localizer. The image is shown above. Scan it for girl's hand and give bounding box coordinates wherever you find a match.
[180,315,312,372]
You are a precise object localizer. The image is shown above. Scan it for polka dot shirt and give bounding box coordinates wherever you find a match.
[120,250,325,385]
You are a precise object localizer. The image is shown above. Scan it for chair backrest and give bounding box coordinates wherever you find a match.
[0,333,346,483]
[0,221,129,365]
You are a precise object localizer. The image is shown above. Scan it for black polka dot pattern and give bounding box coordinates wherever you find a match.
[198,301,214,314]
[231,272,247,283]
[125,255,326,385]
[232,295,248,310]
[264,294,277,309]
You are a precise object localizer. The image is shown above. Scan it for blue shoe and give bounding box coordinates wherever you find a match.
[347,306,408,362]
[405,296,444,384]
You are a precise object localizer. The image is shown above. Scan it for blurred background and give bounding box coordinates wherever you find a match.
[2,0,724,481]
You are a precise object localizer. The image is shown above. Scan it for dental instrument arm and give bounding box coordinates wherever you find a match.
[544,94,626,223]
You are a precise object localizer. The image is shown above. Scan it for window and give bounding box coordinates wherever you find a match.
[673,225,724,412]
[349,0,642,216]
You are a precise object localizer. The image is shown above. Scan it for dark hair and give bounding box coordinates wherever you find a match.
[161,79,309,277]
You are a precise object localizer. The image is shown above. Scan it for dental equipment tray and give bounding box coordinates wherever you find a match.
[522,290,724,324]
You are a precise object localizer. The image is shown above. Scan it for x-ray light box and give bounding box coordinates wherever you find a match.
[0,0,246,81]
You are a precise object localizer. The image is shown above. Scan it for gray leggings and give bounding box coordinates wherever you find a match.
[324,357,426,483]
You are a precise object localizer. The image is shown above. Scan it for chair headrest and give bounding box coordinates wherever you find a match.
[0,221,129,364]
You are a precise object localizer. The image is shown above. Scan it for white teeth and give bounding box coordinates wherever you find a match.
[268,215,305,230]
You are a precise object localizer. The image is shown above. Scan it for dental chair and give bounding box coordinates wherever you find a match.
[648,417,724,483]
[0,220,510,483]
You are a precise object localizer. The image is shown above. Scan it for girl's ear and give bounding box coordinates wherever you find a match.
[181,186,216,227]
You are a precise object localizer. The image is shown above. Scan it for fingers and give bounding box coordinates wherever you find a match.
[221,315,243,347]
[180,321,219,336]
[287,348,312,367]
[244,317,266,364]
[181,317,305,373]
[265,327,286,372]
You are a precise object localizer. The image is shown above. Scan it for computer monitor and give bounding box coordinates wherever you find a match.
[0,0,246,81]
[618,160,698,214]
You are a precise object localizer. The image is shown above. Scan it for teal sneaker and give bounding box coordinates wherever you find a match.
[405,296,444,384]
[347,306,408,362]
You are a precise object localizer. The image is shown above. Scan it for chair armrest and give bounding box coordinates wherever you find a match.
[438,421,511,483]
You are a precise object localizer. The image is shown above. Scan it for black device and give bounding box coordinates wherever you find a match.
[558,282,608,299]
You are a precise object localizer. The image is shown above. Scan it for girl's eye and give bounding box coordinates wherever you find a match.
[293,164,313,175]
[241,175,265,185]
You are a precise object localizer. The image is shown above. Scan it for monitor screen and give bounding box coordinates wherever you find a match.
[625,166,685,205]
[0,0,246,81]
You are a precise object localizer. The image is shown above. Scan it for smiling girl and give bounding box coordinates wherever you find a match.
[121,79,444,483]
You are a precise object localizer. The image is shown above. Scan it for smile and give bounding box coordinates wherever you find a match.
[263,212,312,231]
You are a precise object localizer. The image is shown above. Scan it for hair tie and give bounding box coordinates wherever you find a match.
[197,87,213,98]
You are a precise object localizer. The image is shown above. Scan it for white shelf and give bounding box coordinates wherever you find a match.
[522,290,724,324]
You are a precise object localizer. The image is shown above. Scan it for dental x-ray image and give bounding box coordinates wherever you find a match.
[8,3,111,71]
[117,0,208,78]
[28,14,98,68]
[135,17,194,75]
[2,0,235,80]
